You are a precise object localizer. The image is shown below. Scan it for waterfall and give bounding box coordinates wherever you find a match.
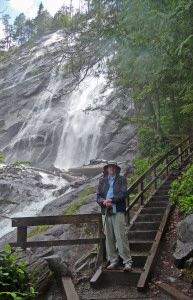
[54,75,110,170]
[2,30,112,170]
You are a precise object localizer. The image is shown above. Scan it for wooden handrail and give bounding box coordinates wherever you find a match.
[12,214,101,227]
[126,137,192,223]
[10,214,103,252]
[127,137,190,194]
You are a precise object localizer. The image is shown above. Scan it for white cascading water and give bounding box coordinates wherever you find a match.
[54,74,111,170]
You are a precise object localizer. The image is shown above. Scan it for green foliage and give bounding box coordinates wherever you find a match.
[12,161,31,166]
[169,164,193,217]
[137,126,175,158]
[63,199,87,215]
[0,151,5,163]
[181,268,193,285]
[80,187,97,201]
[27,225,51,238]
[0,245,38,299]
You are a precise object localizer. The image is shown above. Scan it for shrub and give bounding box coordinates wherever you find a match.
[0,245,38,299]
[169,164,193,217]
[138,126,174,158]
[0,151,5,163]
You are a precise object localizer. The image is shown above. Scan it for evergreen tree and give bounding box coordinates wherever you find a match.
[34,3,52,36]
[13,13,27,45]
[1,14,12,49]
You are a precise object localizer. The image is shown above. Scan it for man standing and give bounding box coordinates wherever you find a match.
[97,161,132,271]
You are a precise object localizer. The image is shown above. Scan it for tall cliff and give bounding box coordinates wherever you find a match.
[0,30,137,170]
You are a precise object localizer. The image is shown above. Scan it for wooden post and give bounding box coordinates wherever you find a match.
[97,216,106,263]
[126,194,130,225]
[178,146,182,162]
[17,226,27,250]
[138,181,143,207]
[187,139,191,154]
[152,169,157,192]
[164,158,168,176]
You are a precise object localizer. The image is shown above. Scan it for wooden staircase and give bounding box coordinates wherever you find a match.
[90,138,193,291]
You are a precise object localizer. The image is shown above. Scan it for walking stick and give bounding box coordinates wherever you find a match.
[94,208,108,270]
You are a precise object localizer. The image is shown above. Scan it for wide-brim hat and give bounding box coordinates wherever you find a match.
[103,161,121,173]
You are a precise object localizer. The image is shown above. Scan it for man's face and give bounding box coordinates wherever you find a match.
[108,165,116,177]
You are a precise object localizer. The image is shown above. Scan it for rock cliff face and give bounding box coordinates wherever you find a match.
[0,30,137,170]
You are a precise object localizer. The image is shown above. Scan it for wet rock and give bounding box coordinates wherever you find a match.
[34,174,42,181]
[35,182,58,189]
[44,254,71,277]
[0,183,13,197]
[68,164,105,177]
[173,214,193,268]
[89,159,107,165]
[37,248,54,258]
[7,167,21,174]
[52,185,69,197]
[176,214,193,243]
[184,258,193,270]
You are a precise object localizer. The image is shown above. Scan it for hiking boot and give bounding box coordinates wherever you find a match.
[107,262,118,270]
[123,263,132,271]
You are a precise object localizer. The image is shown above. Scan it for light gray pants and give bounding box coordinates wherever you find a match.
[102,213,132,264]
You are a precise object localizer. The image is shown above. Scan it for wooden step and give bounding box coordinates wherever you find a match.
[128,230,157,241]
[129,241,153,252]
[102,268,142,286]
[145,201,169,208]
[141,207,165,214]
[154,190,169,196]
[131,253,149,268]
[159,184,171,190]
[131,221,160,231]
[135,214,163,222]
[150,195,170,201]
[90,263,142,287]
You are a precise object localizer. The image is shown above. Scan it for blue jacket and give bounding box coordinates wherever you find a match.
[97,174,127,215]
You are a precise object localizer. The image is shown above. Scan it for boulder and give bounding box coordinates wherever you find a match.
[44,254,71,277]
[173,214,193,268]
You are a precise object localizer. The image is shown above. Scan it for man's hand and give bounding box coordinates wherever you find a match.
[103,199,112,208]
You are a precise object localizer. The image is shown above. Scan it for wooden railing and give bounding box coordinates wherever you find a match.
[10,214,103,251]
[126,136,192,224]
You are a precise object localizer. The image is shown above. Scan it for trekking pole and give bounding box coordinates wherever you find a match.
[94,208,108,270]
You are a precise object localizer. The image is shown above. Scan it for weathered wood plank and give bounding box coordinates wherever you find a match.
[61,277,80,300]
[159,283,192,300]
[90,261,108,287]
[137,203,172,291]
[17,226,27,250]
[10,238,101,248]
[12,214,102,227]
